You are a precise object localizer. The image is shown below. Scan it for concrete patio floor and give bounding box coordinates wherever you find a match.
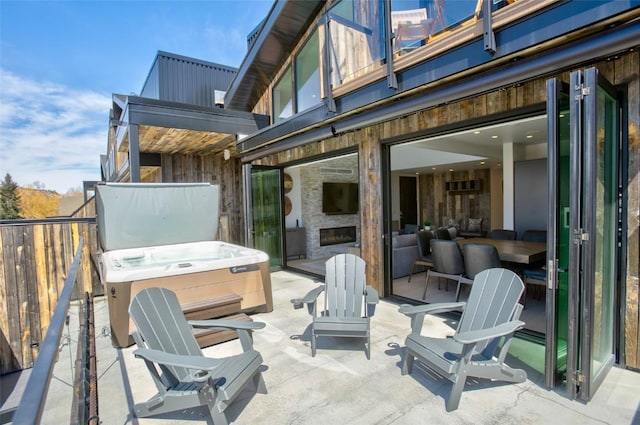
[92,270,640,425]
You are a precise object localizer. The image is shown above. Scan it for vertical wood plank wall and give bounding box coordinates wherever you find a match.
[0,214,99,374]
[161,152,245,244]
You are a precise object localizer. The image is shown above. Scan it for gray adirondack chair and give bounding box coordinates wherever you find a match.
[399,268,527,411]
[128,287,267,425]
[297,253,379,359]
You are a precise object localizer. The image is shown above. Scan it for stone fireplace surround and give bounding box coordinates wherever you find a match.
[299,156,360,259]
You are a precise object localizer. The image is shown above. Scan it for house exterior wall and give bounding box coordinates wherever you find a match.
[246,49,640,369]
[140,51,237,108]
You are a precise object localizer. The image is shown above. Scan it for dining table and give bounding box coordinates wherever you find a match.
[457,237,546,265]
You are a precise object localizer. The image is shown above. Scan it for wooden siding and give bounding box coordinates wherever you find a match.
[615,51,639,370]
[0,219,99,374]
[139,125,236,155]
[249,51,640,369]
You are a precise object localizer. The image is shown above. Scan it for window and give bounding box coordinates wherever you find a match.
[273,65,293,124]
[327,0,385,87]
[295,30,320,113]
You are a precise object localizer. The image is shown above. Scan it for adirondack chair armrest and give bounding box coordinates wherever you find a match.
[299,285,324,315]
[189,319,265,351]
[302,285,324,303]
[188,319,266,331]
[365,285,379,317]
[133,348,222,374]
[453,320,525,345]
[398,302,465,317]
[133,348,230,385]
[399,302,466,334]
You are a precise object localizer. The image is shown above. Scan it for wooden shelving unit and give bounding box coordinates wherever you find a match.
[445,179,481,193]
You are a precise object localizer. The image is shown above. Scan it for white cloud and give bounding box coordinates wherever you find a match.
[0,68,111,193]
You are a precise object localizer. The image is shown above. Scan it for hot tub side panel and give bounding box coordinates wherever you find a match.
[105,260,271,347]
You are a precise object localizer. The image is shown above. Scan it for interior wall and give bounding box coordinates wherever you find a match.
[297,155,360,259]
[418,169,491,231]
[490,167,504,230]
[514,158,548,238]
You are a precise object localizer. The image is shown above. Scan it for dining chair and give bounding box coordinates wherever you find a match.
[522,230,547,242]
[423,239,465,300]
[409,230,433,283]
[458,243,501,301]
[434,227,452,240]
[489,229,517,240]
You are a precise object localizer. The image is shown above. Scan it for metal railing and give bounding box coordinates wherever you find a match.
[11,238,99,424]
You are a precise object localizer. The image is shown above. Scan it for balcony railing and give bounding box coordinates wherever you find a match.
[10,238,99,424]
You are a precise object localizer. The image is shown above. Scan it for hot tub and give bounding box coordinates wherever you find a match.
[100,241,272,347]
[95,183,272,348]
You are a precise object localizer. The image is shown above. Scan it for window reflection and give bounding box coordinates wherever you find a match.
[295,30,321,113]
[327,0,385,86]
[391,0,477,55]
[273,66,292,124]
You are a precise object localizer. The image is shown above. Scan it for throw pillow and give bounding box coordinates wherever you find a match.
[467,218,482,232]
[443,217,458,228]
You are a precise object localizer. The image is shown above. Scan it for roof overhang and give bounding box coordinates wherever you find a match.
[112,95,269,155]
[225,0,326,111]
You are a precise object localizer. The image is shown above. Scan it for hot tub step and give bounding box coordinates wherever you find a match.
[182,293,243,321]
[192,313,253,348]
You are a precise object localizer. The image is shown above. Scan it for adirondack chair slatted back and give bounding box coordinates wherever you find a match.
[129,287,202,384]
[457,268,524,356]
[324,254,367,318]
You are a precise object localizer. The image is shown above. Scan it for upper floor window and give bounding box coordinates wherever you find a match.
[273,30,321,124]
[273,65,293,124]
[295,30,320,113]
[327,0,385,87]
[391,0,515,56]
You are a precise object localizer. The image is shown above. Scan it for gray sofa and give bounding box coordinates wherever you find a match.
[392,233,424,278]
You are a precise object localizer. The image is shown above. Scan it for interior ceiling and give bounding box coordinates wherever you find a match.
[391,115,547,174]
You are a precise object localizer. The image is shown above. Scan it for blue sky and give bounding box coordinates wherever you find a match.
[0,0,273,193]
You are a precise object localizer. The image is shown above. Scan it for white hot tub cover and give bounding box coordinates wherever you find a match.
[96,183,220,251]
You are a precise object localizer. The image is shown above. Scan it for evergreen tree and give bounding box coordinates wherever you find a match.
[0,173,22,219]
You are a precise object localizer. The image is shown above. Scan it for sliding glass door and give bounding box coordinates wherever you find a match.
[249,166,283,268]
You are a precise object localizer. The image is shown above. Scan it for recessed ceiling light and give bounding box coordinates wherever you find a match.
[432,167,436,170]
[491,135,498,139]
[449,168,454,172]
[474,131,481,134]
[526,135,533,139]
[480,161,485,165]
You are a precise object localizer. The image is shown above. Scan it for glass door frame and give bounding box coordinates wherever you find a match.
[565,67,620,401]
[547,66,622,399]
[545,77,567,388]
[244,164,284,269]
[574,67,618,400]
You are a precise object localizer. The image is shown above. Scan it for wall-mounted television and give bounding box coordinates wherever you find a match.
[322,182,359,215]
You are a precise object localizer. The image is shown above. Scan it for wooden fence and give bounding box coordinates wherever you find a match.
[0,200,100,374]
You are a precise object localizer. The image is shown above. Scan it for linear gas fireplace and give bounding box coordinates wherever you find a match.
[319,226,357,246]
